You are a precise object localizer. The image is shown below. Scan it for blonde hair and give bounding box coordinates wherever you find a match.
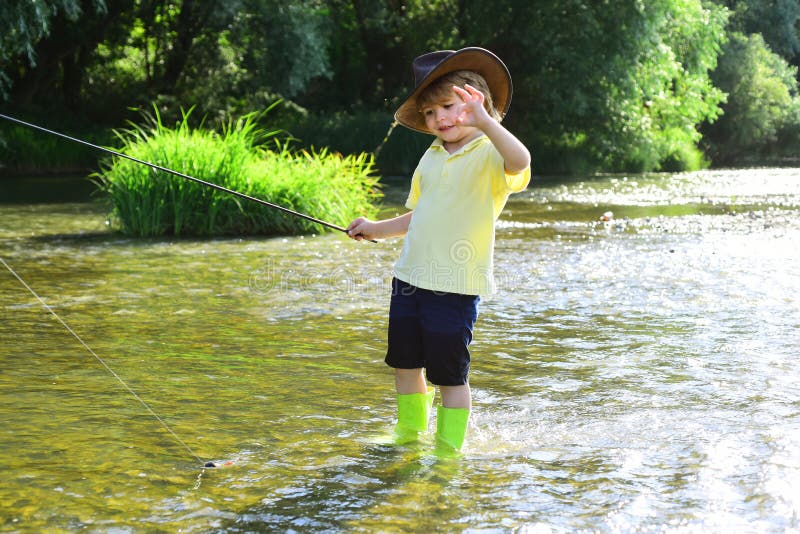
[417,70,502,121]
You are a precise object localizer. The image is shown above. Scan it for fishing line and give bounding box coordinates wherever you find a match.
[0,113,375,242]
[0,256,211,468]
[374,119,398,159]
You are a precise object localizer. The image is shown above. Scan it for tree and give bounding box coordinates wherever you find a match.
[228,0,332,100]
[0,0,108,100]
[0,0,764,174]
[703,32,800,163]
[1,0,138,112]
[717,0,800,61]
[452,0,728,171]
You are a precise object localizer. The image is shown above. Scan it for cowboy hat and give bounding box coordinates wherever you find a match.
[394,47,513,134]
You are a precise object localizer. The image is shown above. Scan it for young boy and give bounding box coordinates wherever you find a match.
[347,47,531,452]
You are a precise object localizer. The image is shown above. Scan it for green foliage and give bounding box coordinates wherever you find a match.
[289,0,730,174]
[5,0,800,175]
[493,0,727,172]
[228,1,332,98]
[703,32,800,164]
[0,123,96,174]
[94,109,381,237]
[281,111,431,176]
[0,0,108,99]
[0,111,113,174]
[719,0,800,59]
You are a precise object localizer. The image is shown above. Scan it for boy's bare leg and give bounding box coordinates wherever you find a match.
[440,384,471,409]
[395,368,427,394]
[395,370,471,408]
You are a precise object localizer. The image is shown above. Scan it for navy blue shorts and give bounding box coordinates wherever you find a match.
[385,278,480,386]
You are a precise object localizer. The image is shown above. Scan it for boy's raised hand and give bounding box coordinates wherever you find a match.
[453,84,531,174]
[453,84,492,129]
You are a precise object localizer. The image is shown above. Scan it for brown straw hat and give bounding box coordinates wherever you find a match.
[394,47,513,134]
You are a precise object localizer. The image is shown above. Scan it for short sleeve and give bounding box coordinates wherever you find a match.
[405,169,422,210]
[490,147,531,197]
[505,166,531,193]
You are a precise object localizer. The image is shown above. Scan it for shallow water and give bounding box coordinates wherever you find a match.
[1,169,799,532]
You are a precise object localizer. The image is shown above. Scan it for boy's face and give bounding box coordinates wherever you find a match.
[420,90,479,147]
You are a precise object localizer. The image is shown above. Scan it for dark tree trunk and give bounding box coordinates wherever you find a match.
[159,0,217,93]
[8,0,132,110]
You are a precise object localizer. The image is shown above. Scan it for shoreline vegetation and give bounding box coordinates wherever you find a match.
[5,2,800,178]
[0,107,431,178]
[88,109,380,237]
[4,2,800,236]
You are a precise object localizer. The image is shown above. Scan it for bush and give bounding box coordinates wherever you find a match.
[703,32,800,164]
[94,109,381,237]
[0,111,112,174]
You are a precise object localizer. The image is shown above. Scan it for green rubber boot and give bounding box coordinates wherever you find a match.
[394,388,435,444]
[435,406,470,452]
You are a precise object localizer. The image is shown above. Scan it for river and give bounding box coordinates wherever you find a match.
[1,168,799,531]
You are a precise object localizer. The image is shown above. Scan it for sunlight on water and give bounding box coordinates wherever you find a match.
[1,169,800,531]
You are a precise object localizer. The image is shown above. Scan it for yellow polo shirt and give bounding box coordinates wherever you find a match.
[393,135,531,295]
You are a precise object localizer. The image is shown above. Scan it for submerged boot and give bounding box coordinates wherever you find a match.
[435,406,470,452]
[393,388,435,444]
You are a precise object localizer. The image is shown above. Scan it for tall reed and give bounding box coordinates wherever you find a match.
[94,109,381,237]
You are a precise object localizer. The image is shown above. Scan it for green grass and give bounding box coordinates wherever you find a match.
[94,109,381,237]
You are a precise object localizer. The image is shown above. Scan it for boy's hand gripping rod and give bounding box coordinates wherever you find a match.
[0,113,376,242]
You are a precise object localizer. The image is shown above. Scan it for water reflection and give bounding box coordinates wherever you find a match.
[1,169,800,531]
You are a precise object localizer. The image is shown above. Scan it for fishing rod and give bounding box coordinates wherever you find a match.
[0,113,375,242]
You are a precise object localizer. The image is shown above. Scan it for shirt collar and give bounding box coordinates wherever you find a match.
[430,134,488,156]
